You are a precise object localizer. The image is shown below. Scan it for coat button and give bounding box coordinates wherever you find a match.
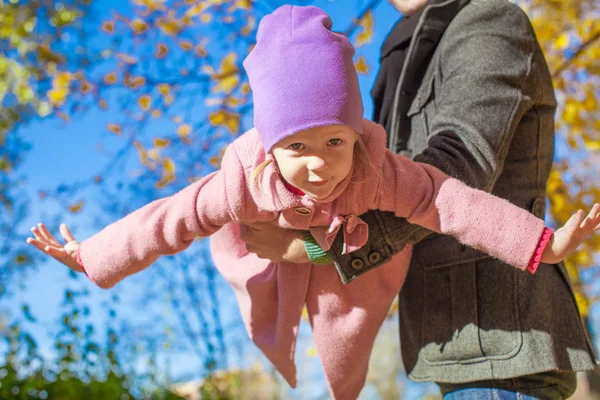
[294,207,312,216]
[351,258,364,270]
[368,251,381,264]
[531,197,546,218]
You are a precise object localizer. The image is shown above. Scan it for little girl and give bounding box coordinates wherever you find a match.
[28,5,600,400]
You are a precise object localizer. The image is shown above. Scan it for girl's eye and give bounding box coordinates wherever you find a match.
[289,143,304,151]
[328,138,342,146]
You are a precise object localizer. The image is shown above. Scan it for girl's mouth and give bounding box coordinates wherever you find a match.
[308,180,329,187]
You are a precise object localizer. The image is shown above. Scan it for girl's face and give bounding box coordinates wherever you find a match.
[272,125,358,200]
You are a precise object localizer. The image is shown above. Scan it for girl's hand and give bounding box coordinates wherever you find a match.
[26,223,83,273]
[541,203,600,265]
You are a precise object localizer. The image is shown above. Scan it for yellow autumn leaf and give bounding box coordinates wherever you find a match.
[218,53,237,76]
[554,33,569,50]
[102,21,114,33]
[209,110,225,125]
[181,14,193,26]
[562,101,581,125]
[228,0,251,12]
[179,40,193,51]
[152,109,162,118]
[214,75,239,93]
[177,124,191,137]
[108,124,121,135]
[138,95,152,111]
[211,54,239,94]
[209,110,240,134]
[185,3,207,17]
[104,72,117,85]
[155,43,168,58]
[47,72,73,106]
[125,74,146,88]
[582,89,598,112]
[158,83,171,95]
[79,80,92,94]
[47,88,68,106]
[154,138,170,148]
[355,11,373,48]
[201,13,213,24]
[99,100,108,110]
[134,141,154,169]
[195,44,207,57]
[68,201,84,213]
[156,158,176,188]
[117,53,138,65]
[157,17,181,36]
[583,137,600,151]
[354,56,369,74]
[241,83,250,95]
[130,19,148,34]
[132,76,146,87]
[226,96,245,107]
[133,0,166,11]
[147,148,161,161]
[241,15,256,36]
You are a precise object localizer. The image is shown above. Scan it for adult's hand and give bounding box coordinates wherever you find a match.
[240,222,309,264]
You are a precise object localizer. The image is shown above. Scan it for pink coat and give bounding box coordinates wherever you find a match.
[79,119,549,399]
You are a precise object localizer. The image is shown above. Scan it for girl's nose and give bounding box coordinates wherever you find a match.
[306,156,327,172]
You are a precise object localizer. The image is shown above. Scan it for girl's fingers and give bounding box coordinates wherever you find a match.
[581,204,600,228]
[60,223,76,243]
[30,227,45,242]
[565,210,584,234]
[44,246,68,261]
[38,223,62,247]
[26,237,49,253]
[580,204,600,231]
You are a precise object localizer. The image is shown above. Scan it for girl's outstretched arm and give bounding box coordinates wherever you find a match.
[27,145,249,289]
[378,151,599,271]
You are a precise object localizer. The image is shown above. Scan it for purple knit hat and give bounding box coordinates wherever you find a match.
[243,5,364,152]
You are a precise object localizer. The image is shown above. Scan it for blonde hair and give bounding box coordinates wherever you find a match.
[350,135,378,184]
[250,158,273,186]
[250,134,377,187]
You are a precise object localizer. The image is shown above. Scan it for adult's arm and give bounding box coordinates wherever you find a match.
[330,3,543,283]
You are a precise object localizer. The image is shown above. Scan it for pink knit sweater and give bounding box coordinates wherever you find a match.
[78,119,551,399]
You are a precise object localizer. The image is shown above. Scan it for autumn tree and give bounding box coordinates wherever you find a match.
[515,0,600,316]
[0,0,99,295]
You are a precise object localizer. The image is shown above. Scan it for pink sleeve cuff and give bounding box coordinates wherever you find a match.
[527,227,553,274]
[77,248,90,278]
